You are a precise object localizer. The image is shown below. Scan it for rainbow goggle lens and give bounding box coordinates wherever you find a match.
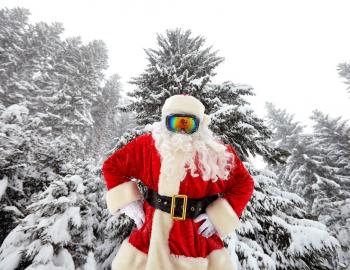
[165,113,200,134]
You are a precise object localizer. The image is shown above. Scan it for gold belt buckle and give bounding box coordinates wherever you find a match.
[170,194,188,220]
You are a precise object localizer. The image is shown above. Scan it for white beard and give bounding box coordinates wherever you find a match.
[144,117,235,183]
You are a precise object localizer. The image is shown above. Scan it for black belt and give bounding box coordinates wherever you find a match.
[145,188,222,220]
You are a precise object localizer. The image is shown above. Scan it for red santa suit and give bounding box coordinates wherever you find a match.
[102,95,254,270]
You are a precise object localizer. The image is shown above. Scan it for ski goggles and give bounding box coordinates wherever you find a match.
[165,113,200,134]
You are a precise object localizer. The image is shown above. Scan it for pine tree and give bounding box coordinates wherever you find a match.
[95,211,134,270]
[0,103,80,245]
[0,7,37,106]
[309,110,350,268]
[265,104,348,269]
[0,160,104,270]
[264,102,320,203]
[119,28,287,164]
[337,62,350,97]
[264,102,305,151]
[87,74,123,158]
[0,104,32,243]
[264,102,305,178]
[0,7,109,157]
[121,28,224,126]
[0,7,110,268]
[229,164,339,270]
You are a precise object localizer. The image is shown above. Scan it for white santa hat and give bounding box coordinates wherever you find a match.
[161,94,211,125]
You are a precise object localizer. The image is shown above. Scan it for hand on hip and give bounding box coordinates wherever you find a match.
[194,213,217,238]
[116,200,145,229]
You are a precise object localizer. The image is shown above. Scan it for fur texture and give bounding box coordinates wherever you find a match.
[145,117,234,182]
[206,197,240,238]
[161,94,206,121]
[106,181,142,214]
[112,238,234,270]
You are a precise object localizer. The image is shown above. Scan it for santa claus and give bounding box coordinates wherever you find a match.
[102,94,254,270]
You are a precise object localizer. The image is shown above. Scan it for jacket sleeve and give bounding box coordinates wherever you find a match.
[206,144,254,238]
[101,133,148,215]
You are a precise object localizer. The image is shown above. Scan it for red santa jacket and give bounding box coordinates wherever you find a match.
[102,132,254,264]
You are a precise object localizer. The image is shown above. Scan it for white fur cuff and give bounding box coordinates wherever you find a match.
[206,197,240,238]
[106,181,143,214]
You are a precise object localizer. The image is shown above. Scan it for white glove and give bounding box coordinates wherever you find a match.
[194,213,217,238]
[115,200,145,229]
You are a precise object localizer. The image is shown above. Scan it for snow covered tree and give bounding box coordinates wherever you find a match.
[86,74,124,158]
[265,104,349,269]
[228,164,339,270]
[0,7,111,268]
[310,110,350,179]
[309,110,350,267]
[120,28,287,164]
[0,103,79,245]
[121,28,224,126]
[0,104,32,243]
[337,62,350,97]
[264,102,305,151]
[264,102,319,197]
[0,7,37,107]
[0,7,109,157]
[95,211,134,270]
[265,103,323,209]
[201,82,288,164]
[0,161,104,270]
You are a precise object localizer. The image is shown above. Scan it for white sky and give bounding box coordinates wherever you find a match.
[1,0,350,167]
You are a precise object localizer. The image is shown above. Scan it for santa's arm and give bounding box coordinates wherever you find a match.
[206,144,254,238]
[101,133,148,215]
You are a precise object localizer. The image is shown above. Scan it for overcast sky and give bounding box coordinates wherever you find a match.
[1,0,350,164]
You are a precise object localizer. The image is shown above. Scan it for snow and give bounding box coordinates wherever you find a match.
[26,239,42,260]
[83,252,96,270]
[33,244,54,264]
[52,248,75,270]
[66,206,82,227]
[32,71,42,80]
[0,249,22,270]
[0,176,8,199]
[0,104,29,123]
[26,249,75,270]
[69,175,85,193]
[191,78,204,86]
[314,173,341,188]
[211,104,236,117]
[289,226,339,254]
[47,216,71,244]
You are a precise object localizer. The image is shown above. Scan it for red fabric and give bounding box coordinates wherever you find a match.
[102,132,254,258]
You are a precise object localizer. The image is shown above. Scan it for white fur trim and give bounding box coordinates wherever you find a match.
[145,209,174,270]
[112,238,235,270]
[206,197,240,238]
[169,254,208,269]
[169,248,235,270]
[162,94,205,121]
[106,181,143,214]
[207,248,235,270]
[112,238,147,270]
[144,160,182,269]
[144,130,184,270]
